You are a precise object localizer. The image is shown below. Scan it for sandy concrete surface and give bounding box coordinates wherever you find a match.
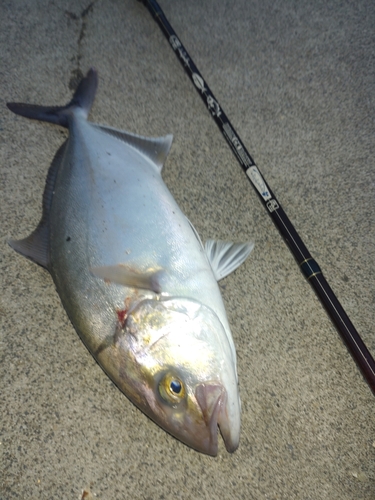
[1,0,374,498]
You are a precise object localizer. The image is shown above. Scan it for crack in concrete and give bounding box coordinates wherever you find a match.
[65,2,95,90]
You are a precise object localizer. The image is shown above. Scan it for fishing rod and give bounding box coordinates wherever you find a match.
[138,0,375,395]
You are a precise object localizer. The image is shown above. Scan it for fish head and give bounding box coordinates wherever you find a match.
[120,297,240,456]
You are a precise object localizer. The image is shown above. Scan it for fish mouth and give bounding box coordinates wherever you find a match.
[195,383,239,456]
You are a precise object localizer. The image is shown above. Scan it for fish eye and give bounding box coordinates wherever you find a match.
[170,379,182,394]
[159,373,185,405]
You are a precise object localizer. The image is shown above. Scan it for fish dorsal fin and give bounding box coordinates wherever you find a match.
[96,124,173,172]
[91,265,166,293]
[204,240,254,281]
[9,223,50,269]
[8,141,67,269]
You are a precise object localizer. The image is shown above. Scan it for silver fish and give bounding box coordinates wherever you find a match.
[7,69,253,456]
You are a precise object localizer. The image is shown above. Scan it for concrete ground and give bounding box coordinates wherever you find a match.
[1,0,374,498]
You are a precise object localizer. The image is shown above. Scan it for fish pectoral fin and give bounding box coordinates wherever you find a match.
[90,265,165,293]
[204,240,254,281]
[96,124,173,173]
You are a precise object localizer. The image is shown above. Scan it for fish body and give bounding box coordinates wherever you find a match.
[7,69,253,455]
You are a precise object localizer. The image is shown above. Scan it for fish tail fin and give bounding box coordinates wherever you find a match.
[6,68,98,128]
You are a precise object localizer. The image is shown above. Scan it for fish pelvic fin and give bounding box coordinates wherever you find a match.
[6,68,98,127]
[205,240,254,281]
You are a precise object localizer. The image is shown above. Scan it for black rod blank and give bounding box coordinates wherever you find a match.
[139,0,375,395]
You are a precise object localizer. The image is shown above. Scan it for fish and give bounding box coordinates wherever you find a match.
[7,69,254,456]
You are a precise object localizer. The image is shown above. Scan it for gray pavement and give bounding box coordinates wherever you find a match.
[1,0,374,498]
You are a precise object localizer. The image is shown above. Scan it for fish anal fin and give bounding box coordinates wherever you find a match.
[9,221,49,269]
[96,124,173,173]
[204,240,254,281]
[91,265,165,294]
